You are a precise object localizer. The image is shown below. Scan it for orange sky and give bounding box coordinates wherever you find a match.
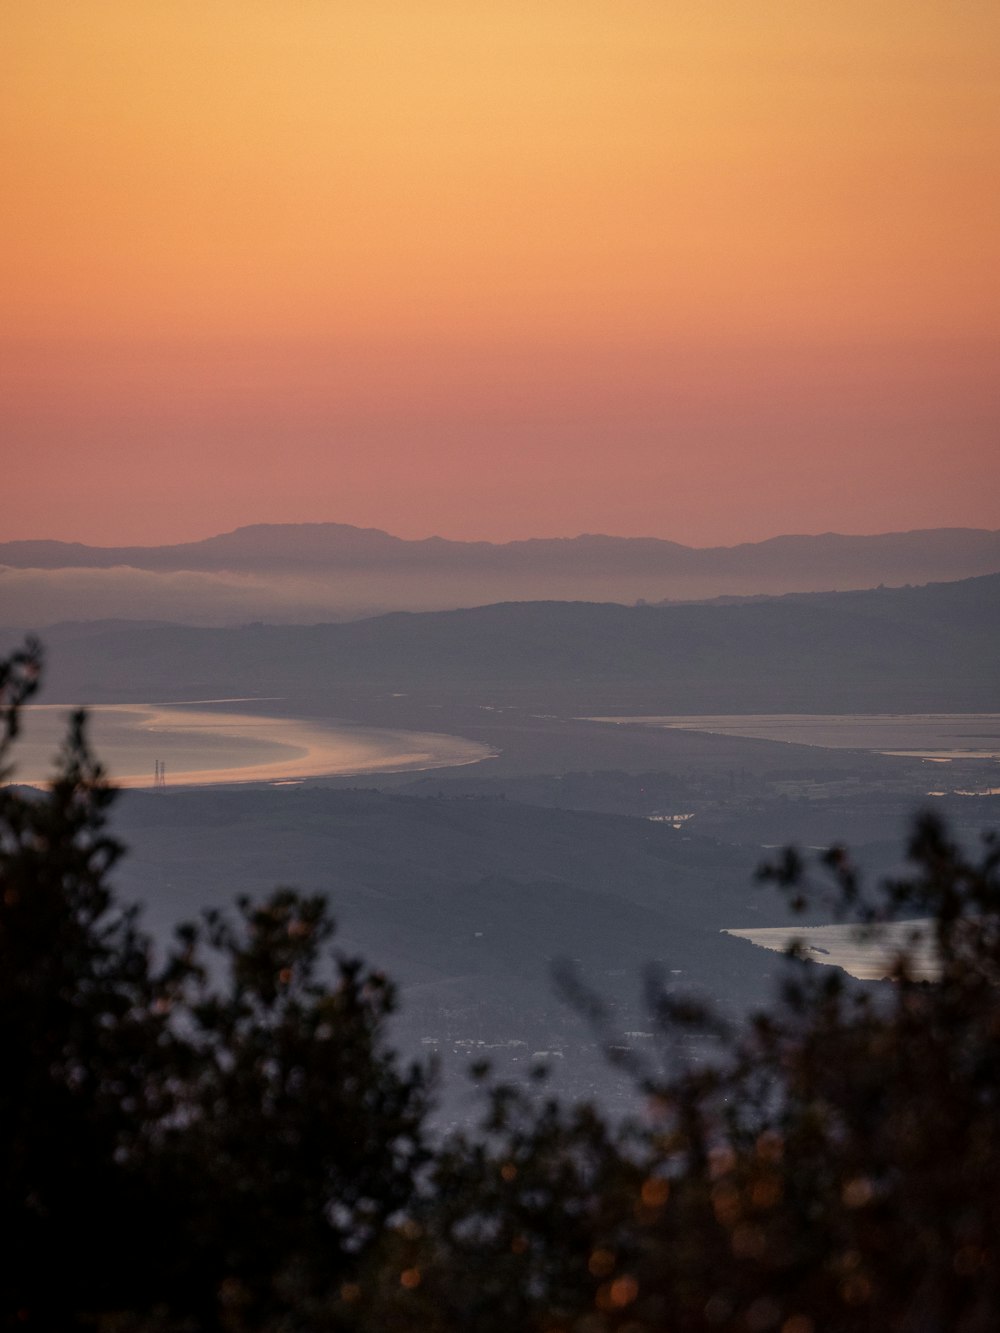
[2,0,998,545]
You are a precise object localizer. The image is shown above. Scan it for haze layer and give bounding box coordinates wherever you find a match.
[4,1,998,545]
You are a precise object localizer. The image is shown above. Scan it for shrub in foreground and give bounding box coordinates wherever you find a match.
[367,816,999,1333]
[1,643,430,1330]
[2,641,998,1331]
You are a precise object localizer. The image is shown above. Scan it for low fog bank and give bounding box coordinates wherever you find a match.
[0,566,380,627]
[3,524,999,626]
[0,561,995,629]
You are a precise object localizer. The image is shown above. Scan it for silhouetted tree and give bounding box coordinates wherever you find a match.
[0,642,431,1331]
[362,817,1000,1333]
[3,640,998,1331]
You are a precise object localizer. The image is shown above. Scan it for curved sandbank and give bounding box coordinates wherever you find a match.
[12,703,495,788]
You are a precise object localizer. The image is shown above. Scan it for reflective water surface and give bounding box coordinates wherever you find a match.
[723,921,939,981]
[11,703,494,788]
[588,714,1000,761]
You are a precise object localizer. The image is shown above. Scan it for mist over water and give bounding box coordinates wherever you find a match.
[5,526,999,627]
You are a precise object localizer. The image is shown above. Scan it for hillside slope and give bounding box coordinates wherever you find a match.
[33,573,1000,712]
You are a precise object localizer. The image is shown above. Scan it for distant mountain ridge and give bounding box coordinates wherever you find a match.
[3,524,999,626]
[4,522,1000,581]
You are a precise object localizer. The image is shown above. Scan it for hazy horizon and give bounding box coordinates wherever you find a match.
[4,525,998,629]
[4,2,998,548]
[4,516,1000,550]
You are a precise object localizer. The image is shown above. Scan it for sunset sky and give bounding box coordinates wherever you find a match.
[3,0,998,546]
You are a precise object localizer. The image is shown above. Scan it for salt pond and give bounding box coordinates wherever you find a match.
[587,714,1000,762]
[10,702,494,788]
[723,920,938,981]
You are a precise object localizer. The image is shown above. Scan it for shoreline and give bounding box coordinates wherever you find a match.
[12,702,497,789]
[585,713,1000,762]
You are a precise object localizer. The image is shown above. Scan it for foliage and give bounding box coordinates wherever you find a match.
[364,823,1000,1333]
[0,642,431,1331]
[2,640,999,1331]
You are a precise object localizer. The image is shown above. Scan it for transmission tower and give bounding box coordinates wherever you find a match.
[153,759,167,790]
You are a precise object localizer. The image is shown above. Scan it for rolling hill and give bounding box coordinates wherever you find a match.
[29,572,1000,713]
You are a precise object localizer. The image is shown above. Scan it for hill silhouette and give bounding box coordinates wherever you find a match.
[34,572,1000,713]
[2,524,999,624]
[4,521,998,581]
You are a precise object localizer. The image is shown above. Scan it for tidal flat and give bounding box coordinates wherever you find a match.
[586,713,1000,762]
[724,920,938,981]
[12,702,494,788]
